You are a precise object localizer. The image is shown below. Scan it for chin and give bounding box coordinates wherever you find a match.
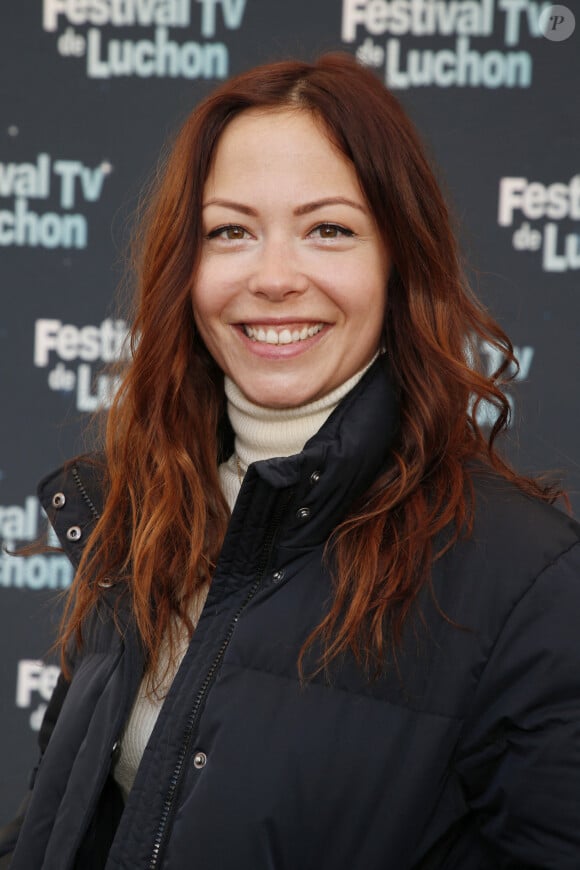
[254,394,308,410]
[240,382,317,410]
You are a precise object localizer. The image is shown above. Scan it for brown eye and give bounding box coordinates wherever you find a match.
[226,226,245,240]
[312,223,354,240]
[319,224,339,238]
[206,225,248,241]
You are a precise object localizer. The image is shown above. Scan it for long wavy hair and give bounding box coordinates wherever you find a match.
[59,54,560,682]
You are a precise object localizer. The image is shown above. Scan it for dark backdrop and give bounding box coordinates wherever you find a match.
[1,0,578,820]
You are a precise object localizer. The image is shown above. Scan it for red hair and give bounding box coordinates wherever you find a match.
[58,54,560,682]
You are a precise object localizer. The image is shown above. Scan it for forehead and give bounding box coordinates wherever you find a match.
[204,108,362,199]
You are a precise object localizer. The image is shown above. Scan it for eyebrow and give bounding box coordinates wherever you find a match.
[202,197,367,216]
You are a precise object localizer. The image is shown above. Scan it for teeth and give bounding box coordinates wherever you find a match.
[243,324,324,344]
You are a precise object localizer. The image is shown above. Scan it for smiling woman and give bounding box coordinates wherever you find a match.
[194,109,389,408]
[3,54,580,870]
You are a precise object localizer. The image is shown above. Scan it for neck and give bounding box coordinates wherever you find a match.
[218,355,379,510]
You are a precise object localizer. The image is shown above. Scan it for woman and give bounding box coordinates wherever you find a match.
[4,54,580,869]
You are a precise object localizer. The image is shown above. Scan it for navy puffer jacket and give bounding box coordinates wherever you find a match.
[6,361,580,869]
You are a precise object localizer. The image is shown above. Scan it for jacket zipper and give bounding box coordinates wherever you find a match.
[71,464,101,520]
[147,492,292,869]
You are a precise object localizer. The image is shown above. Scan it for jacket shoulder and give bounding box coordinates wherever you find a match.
[469,469,580,572]
[38,453,106,566]
[453,477,580,863]
[431,468,580,636]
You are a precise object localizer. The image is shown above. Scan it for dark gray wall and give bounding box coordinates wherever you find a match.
[1,0,578,820]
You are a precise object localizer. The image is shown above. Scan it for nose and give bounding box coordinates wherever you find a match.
[247,238,309,300]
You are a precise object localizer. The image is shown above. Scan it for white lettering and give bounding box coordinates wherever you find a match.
[499,0,527,44]
[35,319,61,366]
[76,363,122,411]
[342,0,494,41]
[43,0,69,32]
[221,0,246,30]
[542,224,580,272]
[80,165,106,201]
[0,154,50,199]
[512,220,542,251]
[48,361,77,391]
[0,199,86,248]
[30,704,48,732]
[16,660,60,707]
[499,0,552,44]
[342,0,368,41]
[525,0,552,36]
[0,554,73,590]
[473,392,515,428]
[514,345,534,380]
[57,25,87,55]
[53,159,82,208]
[480,341,535,382]
[498,175,580,226]
[87,26,228,79]
[0,498,38,541]
[34,318,131,367]
[43,0,191,30]
[498,177,526,226]
[386,36,531,89]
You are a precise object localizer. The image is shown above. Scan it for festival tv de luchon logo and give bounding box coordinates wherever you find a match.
[42,0,248,80]
[16,659,61,732]
[0,497,73,591]
[0,153,112,250]
[34,317,131,412]
[342,0,556,88]
[498,174,580,272]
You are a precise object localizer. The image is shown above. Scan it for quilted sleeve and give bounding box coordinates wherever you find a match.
[455,541,580,868]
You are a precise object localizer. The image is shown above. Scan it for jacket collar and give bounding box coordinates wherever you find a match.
[38,456,105,567]
[228,355,400,554]
[38,356,399,565]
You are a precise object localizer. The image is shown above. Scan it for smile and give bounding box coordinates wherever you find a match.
[242,324,325,345]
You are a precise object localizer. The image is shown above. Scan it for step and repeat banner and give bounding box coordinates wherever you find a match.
[1,1,578,820]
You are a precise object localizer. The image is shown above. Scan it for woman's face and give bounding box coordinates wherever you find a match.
[192,108,390,408]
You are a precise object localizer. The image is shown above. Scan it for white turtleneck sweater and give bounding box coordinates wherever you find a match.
[113,358,376,799]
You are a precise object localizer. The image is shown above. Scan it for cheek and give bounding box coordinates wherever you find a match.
[191,301,227,371]
[351,283,388,347]
[191,286,218,349]
[330,271,387,323]
[193,259,239,315]
[191,266,220,324]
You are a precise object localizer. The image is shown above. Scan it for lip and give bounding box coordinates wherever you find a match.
[235,318,326,327]
[233,321,330,358]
